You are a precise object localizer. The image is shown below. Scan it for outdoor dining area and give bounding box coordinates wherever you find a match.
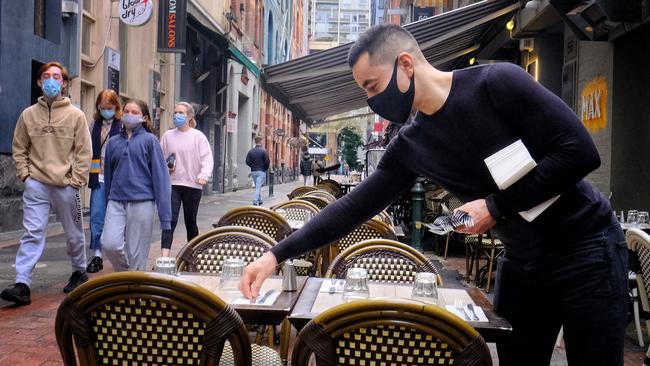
[52,178,524,366]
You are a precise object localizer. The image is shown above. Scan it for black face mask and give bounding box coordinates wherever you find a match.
[366,59,415,124]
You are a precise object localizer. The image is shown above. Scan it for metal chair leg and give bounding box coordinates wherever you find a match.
[444,233,451,259]
[485,245,496,293]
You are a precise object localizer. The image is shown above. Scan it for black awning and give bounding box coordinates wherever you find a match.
[263,0,520,122]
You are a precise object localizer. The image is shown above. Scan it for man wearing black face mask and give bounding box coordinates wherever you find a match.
[240,24,626,366]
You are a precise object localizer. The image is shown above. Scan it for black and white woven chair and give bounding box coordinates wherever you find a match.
[325,238,442,285]
[626,228,650,358]
[176,226,276,274]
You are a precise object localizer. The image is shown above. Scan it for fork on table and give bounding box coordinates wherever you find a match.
[454,299,473,321]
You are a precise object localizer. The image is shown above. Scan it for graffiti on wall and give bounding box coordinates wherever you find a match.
[580,76,608,133]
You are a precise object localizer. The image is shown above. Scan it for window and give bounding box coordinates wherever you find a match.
[34,0,46,38]
[80,82,95,123]
[82,17,92,56]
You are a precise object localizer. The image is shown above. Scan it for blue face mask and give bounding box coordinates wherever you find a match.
[122,114,143,130]
[100,108,115,120]
[173,114,187,128]
[42,78,62,98]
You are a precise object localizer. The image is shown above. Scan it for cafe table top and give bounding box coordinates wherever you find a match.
[179,273,307,325]
[288,277,512,343]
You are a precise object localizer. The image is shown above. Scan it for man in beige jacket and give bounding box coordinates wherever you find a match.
[1,61,91,306]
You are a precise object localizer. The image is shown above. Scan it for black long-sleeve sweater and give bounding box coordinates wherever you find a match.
[270,62,613,262]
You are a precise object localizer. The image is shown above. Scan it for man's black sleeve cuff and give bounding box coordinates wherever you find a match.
[485,194,507,223]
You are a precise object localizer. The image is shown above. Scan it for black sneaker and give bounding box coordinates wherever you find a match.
[63,270,88,293]
[1,283,31,305]
[86,256,103,273]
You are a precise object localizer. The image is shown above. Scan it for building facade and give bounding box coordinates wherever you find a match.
[512,0,650,210]
[309,0,371,51]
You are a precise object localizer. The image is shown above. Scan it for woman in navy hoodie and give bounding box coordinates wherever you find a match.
[102,99,171,271]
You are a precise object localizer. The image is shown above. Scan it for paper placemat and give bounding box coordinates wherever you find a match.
[311,284,477,314]
[180,275,282,305]
[232,290,281,306]
[444,305,488,322]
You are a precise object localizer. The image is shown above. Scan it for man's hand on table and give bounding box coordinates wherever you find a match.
[455,199,496,234]
[239,251,278,299]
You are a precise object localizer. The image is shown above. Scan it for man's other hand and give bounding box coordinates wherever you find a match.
[455,199,496,234]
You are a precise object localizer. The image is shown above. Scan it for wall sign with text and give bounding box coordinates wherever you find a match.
[157,0,187,52]
[581,76,608,133]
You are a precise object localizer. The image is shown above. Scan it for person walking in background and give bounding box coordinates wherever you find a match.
[160,102,213,257]
[101,99,171,271]
[299,147,312,185]
[312,157,324,185]
[2,61,91,306]
[245,136,270,206]
[86,89,122,274]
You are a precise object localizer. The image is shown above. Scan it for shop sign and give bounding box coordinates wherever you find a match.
[120,0,154,27]
[227,112,238,133]
[157,0,187,52]
[580,76,608,133]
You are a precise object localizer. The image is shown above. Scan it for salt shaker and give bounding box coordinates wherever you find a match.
[282,260,297,292]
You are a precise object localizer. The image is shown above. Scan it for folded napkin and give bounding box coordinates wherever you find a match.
[425,210,474,235]
[444,304,488,322]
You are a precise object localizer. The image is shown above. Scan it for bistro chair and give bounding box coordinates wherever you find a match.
[272,200,322,276]
[287,186,317,200]
[466,232,504,293]
[215,206,292,242]
[292,298,492,366]
[441,193,465,260]
[300,196,330,210]
[272,199,320,221]
[55,272,282,366]
[325,218,397,271]
[176,226,276,274]
[375,210,394,227]
[325,239,442,285]
[627,228,650,353]
[317,179,343,198]
[302,189,337,204]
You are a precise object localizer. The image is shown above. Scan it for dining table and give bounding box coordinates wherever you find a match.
[179,273,308,365]
[288,277,512,343]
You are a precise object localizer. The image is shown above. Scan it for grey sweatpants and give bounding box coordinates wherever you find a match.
[15,177,86,286]
[101,200,155,271]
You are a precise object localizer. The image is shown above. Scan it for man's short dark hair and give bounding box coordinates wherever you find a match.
[348,24,422,68]
[254,136,263,144]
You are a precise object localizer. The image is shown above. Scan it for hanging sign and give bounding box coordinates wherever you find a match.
[119,0,154,26]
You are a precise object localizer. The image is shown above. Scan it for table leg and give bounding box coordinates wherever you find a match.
[280,318,292,366]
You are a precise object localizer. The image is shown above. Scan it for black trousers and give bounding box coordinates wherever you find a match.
[161,185,203,250]
[495,222,628,366]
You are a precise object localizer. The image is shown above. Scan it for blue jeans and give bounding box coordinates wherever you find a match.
[89,183,107,250]
[251,171,266,204]
[494,221,628,366]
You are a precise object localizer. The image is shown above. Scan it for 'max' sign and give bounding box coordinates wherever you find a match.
[580,76,608,133]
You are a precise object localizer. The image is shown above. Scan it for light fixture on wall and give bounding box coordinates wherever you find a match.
[506,19,515,30]
[469,57,476,65]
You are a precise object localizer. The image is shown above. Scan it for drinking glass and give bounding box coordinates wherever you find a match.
[342,268,370,302]
[411,272,438,304]
[638,212,650,227]
[275,208,287,219]
[627,210,639,225]
[303,211,313,224]
[154,257,177,276]
[220,258,245,290]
